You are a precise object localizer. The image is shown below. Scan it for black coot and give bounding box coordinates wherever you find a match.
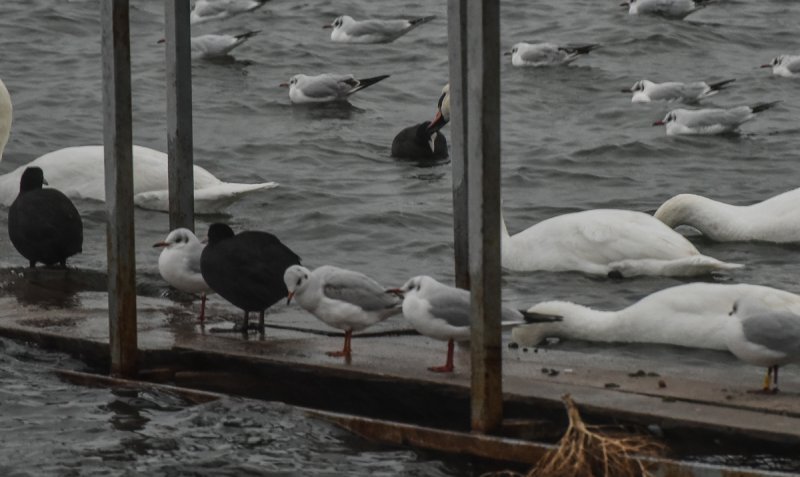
[391,121,448,161]
[8,167,83,268]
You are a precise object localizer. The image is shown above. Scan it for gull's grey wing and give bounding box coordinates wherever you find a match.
[682,107,750,127]
[182,244,205,276]
[785,57,800,73]
[742,312,800,357]
[427,288,472,328]
[519,45,562,64]
[322,270,399,311]
[299,75,353,98]
[649,82,687,101]
[347,19,409,36]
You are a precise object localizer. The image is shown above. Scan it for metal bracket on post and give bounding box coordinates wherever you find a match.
[101,0,138,378]
[165,0,195,232]
[465,0,502,433]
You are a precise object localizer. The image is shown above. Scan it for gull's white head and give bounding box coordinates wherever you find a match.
[153,228,202,251]
[284,264,311,304]
[653,110,679,127]
[0,78,12,162]
[396,275,440,298]
[761,55,784,69]
[326,15,355,31]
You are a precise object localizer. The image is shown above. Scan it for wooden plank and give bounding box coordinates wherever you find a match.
[101,0,138,378]
[447,0,469,290]
[164,0,195,231]
[465,0,503,433]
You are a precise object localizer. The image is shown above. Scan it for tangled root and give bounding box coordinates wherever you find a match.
[483,394,664,477]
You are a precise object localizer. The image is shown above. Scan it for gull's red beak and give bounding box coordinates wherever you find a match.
[279,82,289,88]
[152,241,168,248]
[653,120,665,126]
[760,64,771,68]
[157,38,166,44]
[386,288,404,297]
[322,24,332,29]
[287,291,295,305]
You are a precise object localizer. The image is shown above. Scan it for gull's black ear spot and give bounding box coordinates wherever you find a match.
[607,270,624,280]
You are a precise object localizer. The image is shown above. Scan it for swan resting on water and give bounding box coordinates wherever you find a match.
[655,190,800,243]
[0,78,277,213]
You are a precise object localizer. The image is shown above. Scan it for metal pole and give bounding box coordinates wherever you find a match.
[447,0,470,290]
[101,0,138,378]
[165,0,195,231]
[466,0,502,433]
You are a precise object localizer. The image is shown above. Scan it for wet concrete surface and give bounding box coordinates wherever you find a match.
[2,267,800,450]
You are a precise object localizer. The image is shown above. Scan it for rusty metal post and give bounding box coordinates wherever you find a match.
[466,0,502,433]
[447,0,469,290]
[165,0,195,231]
[101,0,138,377]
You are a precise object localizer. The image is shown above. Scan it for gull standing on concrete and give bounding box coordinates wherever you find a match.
[621,0,709,19]
[653,102,779,136]
[280,73,390,104]
[154,228,213,325]
[624,79,734,103]
[727,295,800,392]
[762,55,800,78]
[505,42,598,67]
[324,15,435,44]
[284,265,402,361]
[158,31,259,59]
[427,83,450,132]
[389,275,561,373]
[190,0,268,24]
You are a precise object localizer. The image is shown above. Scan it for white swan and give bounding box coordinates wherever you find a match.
[511,283,800,351]
[655,190,800,243]
[501,209,743,277]
[0,78,277,213]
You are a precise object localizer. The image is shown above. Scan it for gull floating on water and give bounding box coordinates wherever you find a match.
[8,167,82,268]
[501,208,742,277]
[390,275,561,373]
[158,31,259,59]
[0,79,277,213]
[621,0,710,19]
[655,188,800,243]
[761,55,800,78]
[284,265,402,360]
[190,0,268,24]
[154,228,213,324]
[624,78,734,103]
[505,42,598,67]
[512,282,800,351]
[653,102,779,136]
[280,73,390,104]
[324,15,435,44]
[727,295,800,392]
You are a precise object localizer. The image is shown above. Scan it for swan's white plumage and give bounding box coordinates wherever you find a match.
[655,190,800,243]
[501,209,742,277]
[512,283,800,350]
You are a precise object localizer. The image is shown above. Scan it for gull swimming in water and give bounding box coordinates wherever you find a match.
[500,208,742,277]
[624,78,735,103]
[727,295,800,392]
[190,0,268,24]
[512,282,800,351]
[653,102,779,136]
[158,31,259,59]
[505,42,598,67]
[390,275,561,373]
[761,55,800,78]
[324,15,435,44]
[279,73,390,104]
[621,0,710,19]
[154,228,213,324]
[655,188,800,243]
[284,265,402,360]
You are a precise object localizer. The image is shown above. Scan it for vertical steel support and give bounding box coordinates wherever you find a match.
[165,0,195,231]
[466,0,502,433]
[101,0,138,377]
[447,0,470,290]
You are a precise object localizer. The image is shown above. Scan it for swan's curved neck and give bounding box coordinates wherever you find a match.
[0,79,12,162]
[513,301,619,346]
[655,194,745,240]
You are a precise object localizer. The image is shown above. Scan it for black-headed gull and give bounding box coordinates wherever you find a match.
[324,15,435,44]
[154,228,213,324]
[279,73,390,104]
[389,275,561,373]
[427,83,450,132]
[190,0,268,25]
[761,55,800,78]
[621,0,709,18]
[727,295,800,392]
[653,102,779,135]
[501,209,743,277]
[284,265,402,360]
[504,42,598,67]
[655,188,800,243]
[200,223,301,335]
[158,31,259,59]
[624,78,734,103]
[8,167,82,268]
[391,121,448,161]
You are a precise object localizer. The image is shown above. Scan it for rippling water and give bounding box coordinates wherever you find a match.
[0,0,799,472]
